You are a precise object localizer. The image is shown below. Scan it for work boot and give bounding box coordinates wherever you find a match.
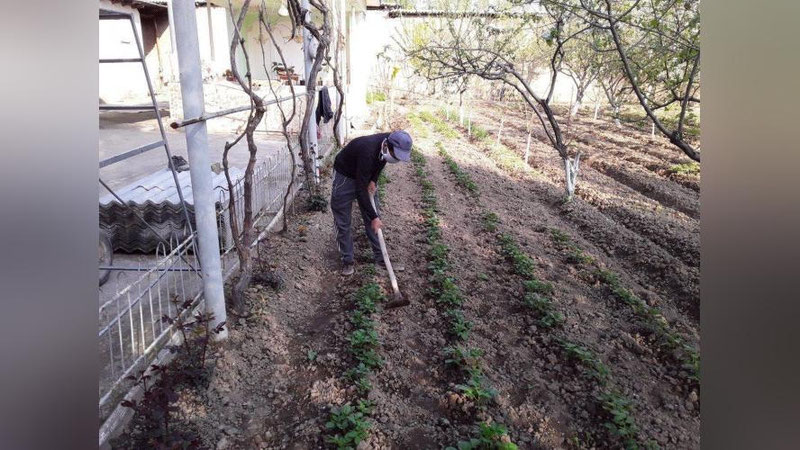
[341,263,355,276]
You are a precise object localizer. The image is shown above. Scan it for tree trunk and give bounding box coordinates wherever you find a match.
[459,91,464,125]
[525,131,531,165]
[570,86,585,117]
[563,153,581,200]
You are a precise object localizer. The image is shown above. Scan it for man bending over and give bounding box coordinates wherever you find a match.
[330,130,413,275]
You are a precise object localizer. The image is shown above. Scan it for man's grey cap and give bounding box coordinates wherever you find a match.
[387,130,413,161]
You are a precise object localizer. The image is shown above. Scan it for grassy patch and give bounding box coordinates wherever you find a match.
[471,123,490,141]
[377,171,390,202]
[406,113,430,138]
[485,141,531,177]
[667,162,700,176]
[366,91,386,104]
[418,110,460,138]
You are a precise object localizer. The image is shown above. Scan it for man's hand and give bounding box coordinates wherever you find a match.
[368,181,377,196]
[371,217,383,233]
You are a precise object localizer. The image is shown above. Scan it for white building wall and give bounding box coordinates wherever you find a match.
[98,0,149,104]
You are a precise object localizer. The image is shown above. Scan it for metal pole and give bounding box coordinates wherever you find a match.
[172,0,228,340]
[302,0,319,181]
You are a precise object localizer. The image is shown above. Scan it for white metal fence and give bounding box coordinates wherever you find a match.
[98,234,202,418]
[98,93,338,427]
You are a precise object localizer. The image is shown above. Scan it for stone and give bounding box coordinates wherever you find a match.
[216,436,231,450]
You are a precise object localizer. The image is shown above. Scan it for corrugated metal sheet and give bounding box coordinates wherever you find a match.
[100,168,244,253]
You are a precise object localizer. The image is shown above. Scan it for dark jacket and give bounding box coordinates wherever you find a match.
[316,86,333,125]
[333,132,389,221]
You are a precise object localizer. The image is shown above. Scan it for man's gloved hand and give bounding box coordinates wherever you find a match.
[371,217,383,233]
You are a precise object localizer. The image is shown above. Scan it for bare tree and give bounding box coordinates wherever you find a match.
[257,2,299,231]
[399,1,593,199]
[222,0,266,315]
[598,64,632,127]
[551,0,700,160]
[560,31,602,117]
[286,0,333,206]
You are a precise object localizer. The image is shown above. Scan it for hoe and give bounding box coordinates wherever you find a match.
[370,195,409,308]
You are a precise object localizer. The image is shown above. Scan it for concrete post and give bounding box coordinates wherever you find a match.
[302,0,319,182]
[171,0,228,340]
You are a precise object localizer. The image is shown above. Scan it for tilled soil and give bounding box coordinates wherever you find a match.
[114,99,699,449]
[460,102,700,319]
[395,109,699,447]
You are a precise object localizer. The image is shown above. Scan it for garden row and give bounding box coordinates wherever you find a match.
[324,270,386,448]
[432,137,652,449]
[428,108,699,384]
[411,145,518,450]
[432,106,701,319]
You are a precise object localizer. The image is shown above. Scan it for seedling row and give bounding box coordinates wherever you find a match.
[428,109,700,380]
[410,145,518,449]
[433,135,652,448]
[549,229,700,384]
[324,273,386,448]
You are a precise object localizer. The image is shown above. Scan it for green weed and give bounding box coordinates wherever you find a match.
[455,371,496,405]
[418,110,459,138]
[448,422,518,450]
[471,124,490,141]
[406,113,430,138]
[365,91,386,104]
[437,141,479,195]
[558,339,610,383]
[481,211,500,232]
[523,279,554,296]
[446,309,473,340]
[523,293,565,328]
[549,228,571,246]
[377,171,390,201]
[596,390,640,450]
[497,233,536,277]
[444,346,484,370]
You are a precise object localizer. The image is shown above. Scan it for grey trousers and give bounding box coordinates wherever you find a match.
[330,169,382,264]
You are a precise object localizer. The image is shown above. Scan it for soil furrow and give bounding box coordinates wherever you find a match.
[481,104,700,195]
[467,109,700,269]
[435,120,700,319]
[426,131,699,448]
